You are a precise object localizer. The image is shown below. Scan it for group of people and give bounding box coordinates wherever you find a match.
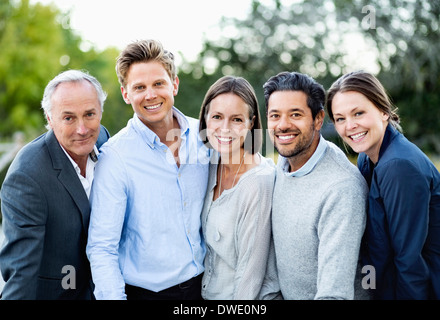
[0,39,439,300]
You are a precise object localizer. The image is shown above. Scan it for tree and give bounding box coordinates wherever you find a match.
[333,0,440,152]
[179,0,440,153]
[0,0,131,138]
[0,0,67,137]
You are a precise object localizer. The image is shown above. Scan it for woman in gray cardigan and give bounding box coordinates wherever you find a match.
[198,76,276,299]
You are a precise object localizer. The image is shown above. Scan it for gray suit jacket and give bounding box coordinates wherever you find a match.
[0,125,110,300]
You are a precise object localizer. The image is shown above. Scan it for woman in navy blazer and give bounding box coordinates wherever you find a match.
[326,71,440,300]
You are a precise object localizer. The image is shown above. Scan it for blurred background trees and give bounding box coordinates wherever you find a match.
[1,0,439,152]
[333,0,440,153]
[177,0,440,154]
[0,0,129,139]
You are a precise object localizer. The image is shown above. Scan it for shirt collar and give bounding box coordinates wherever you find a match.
[280,135,328,177]
[377,124,399,163]
[60,144,99,174]
[133,107,189,148]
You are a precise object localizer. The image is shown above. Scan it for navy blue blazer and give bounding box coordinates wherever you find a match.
[358,125,440,300]
[0,125,110,300]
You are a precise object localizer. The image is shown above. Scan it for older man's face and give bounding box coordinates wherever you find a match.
[47,80,102,165]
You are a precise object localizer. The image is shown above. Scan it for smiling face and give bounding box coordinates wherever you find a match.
[331,90,389,163]
[205,93,254,160]
[267,90,324,171]
[47,80,102,165]
[121,61,179,130]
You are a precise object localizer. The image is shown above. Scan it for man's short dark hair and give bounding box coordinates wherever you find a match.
[263,71,325,119]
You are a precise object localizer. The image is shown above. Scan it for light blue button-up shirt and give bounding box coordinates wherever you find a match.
[86,108,210,300]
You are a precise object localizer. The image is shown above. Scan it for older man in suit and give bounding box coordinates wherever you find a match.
[0,70,110,300]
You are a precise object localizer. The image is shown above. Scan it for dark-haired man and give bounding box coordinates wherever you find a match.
[263,71,369,300]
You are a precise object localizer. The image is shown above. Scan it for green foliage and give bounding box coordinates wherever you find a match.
[333,0,440,152]
[0,0,131,139]
[177,0,440,154]
[0,0,64,137]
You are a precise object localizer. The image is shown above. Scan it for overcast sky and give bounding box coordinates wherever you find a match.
[31,0,252,63]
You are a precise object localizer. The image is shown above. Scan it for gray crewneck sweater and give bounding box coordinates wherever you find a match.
[272,139,369,300]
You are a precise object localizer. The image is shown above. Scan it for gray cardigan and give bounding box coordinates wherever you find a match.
[201,154,276,299]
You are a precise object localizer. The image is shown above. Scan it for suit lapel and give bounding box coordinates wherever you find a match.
[45,131,91,233]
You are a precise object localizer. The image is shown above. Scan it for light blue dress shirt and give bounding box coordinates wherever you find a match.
[86,108,210,300]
